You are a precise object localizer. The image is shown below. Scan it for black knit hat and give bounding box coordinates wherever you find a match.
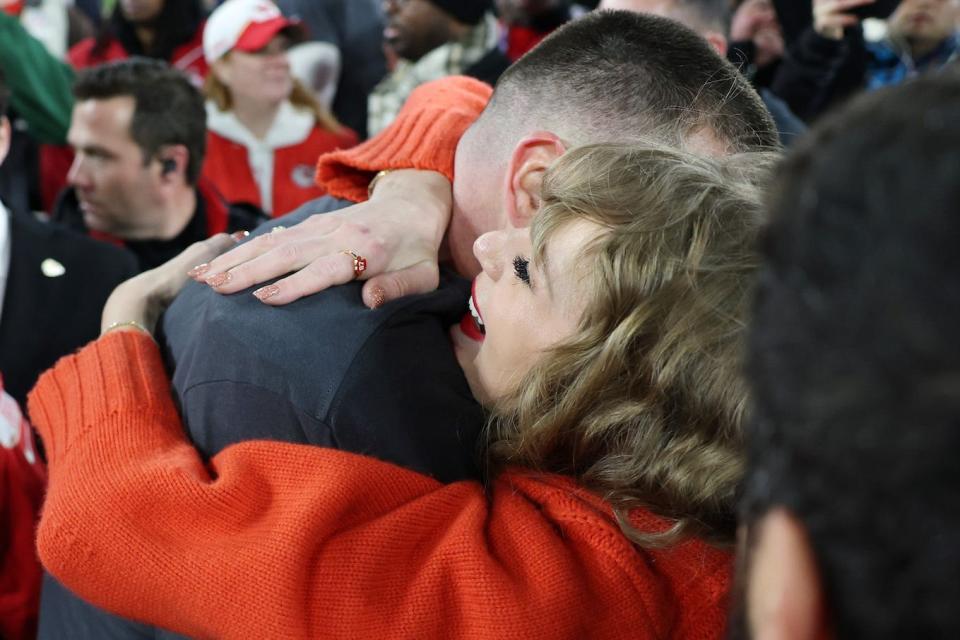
[427,0,491,25]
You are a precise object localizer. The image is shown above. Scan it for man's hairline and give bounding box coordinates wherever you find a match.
[69,94,151,166]
[468,100,734,165]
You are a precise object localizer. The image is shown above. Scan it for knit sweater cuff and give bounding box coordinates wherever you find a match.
[27,331,176,465]
[315,76,493,202]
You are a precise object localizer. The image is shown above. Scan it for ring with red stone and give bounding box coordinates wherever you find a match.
[340,250,368,280]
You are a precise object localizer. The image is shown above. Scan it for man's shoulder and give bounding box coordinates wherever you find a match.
[164,275,467,417]
[163,197,468,420]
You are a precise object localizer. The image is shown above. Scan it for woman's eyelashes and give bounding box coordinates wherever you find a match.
[513,256,531,286]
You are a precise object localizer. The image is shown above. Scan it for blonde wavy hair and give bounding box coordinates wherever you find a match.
[204,64,345,134]
[487,143,778,547]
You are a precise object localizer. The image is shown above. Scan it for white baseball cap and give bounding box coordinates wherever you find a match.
[203,0,306,64]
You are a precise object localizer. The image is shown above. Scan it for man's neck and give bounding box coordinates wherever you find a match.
[231,99,283,140]
[150,187,197,241]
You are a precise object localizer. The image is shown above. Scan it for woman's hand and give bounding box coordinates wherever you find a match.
[101,234,238,337]
[813,0,874,40]
[192,170,453,309]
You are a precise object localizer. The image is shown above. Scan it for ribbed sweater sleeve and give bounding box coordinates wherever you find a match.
[315,76,493,202]
[28,332,731,640]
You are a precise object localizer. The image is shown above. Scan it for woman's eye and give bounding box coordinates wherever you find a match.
[513,256,531,286]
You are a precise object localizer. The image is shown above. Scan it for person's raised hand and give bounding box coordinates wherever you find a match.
[189,170,453,309]
[102,233,239,337]
[730,0,785,68]
[813,0,874,40]
[731,0,775,43]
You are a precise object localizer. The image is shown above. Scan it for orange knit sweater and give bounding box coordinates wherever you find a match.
[314,75,493,202]
[29,79,733,638]
[29,332,732,639]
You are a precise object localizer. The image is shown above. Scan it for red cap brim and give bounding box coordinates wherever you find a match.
[234,16,305,53]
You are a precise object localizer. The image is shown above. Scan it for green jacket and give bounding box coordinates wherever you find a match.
[0,11,75,144]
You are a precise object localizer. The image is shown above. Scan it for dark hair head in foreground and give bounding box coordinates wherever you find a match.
[72,57,207,184]
[739,71,960,639]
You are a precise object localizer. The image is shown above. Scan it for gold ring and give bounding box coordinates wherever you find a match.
[341,250,368,280]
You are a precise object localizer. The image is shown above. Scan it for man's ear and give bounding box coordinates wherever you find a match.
[156,145,190,185]
[704,31,728,57]
[503,131,566,228]
[747,508,830,640]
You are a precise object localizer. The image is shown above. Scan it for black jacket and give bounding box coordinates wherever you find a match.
[0,208,138,407]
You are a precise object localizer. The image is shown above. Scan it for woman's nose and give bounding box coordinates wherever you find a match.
[473,231,506,281]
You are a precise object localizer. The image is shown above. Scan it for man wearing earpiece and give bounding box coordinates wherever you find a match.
[51,57,266,271]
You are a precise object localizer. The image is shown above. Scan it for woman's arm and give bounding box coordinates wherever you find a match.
[314,75,492,201]
[197,76,494,308]
[28,239,728,639]
[29,332,688,640]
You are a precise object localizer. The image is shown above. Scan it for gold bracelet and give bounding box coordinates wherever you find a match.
[103,320,154,340]
[367,169,393,198]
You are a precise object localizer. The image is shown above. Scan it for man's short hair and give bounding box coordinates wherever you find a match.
[72,58,206,184]
[671,0,731,33]
[483,10,777,154]
[742,73,960,638]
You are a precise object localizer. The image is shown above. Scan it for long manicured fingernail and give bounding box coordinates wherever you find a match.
[369,286,386,309]
[206,272,231,288]
[231,230,250,243]
[252,285,280,302]
[188,263,210,279]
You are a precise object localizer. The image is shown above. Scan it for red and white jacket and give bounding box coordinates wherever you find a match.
[203,101,357,218]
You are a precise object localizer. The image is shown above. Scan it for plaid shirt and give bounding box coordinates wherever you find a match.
[866,32,959,90]
[367,13,498,136]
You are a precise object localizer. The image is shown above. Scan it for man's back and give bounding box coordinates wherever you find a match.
[162,197,484,479]
[38,197,486,640]
[162,199,484,480]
